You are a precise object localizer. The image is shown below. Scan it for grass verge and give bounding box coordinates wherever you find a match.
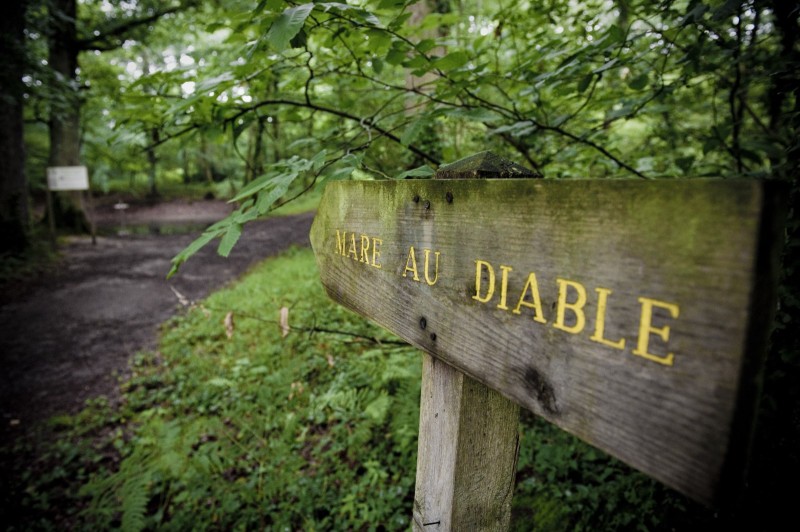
[2,247,708,530]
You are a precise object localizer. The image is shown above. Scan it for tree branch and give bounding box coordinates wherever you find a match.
[76,4,190,51]
[227,99,441,166]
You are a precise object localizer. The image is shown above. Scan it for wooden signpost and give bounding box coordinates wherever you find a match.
[309,153,785,529]
[46,165,97,245]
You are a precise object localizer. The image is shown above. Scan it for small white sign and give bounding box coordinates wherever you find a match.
[47,166,89,191]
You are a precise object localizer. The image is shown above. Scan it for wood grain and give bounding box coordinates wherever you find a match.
[310,178,784,506]
[413,354,520,531]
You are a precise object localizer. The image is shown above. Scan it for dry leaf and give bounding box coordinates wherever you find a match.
[279,306,290,338]
[224,311,234,339]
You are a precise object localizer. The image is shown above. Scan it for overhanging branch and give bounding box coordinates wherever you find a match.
[76,4,190,51]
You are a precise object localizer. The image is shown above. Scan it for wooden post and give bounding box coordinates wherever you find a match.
[309,160,785,509]
[80,190,97,245]
[45,186,57,249]
[412,153,538,531]
[414,355,520,530]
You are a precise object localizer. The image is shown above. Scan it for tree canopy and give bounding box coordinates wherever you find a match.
[7,0,796,260]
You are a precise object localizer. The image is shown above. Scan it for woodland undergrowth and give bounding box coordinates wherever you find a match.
[4,247,714,531]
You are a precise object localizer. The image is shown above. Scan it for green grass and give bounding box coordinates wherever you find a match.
[3,246,707,530]
[11,247,421,530]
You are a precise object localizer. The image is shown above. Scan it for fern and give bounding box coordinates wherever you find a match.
[120,473,149,532]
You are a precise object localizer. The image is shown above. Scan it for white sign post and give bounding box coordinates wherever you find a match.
[47,166,89,191]
[45,166,96,245]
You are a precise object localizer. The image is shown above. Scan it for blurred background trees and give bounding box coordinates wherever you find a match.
[3,0,795,249]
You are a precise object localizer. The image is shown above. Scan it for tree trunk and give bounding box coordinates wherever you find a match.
[405,1,445,167]
[0,0,30,253]
[201,132,214,183]
[48,0,89,233]
[148,128,160,197]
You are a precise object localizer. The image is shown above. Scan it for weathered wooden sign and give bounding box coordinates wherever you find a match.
[47,166,90,191]
[310,176,783,507]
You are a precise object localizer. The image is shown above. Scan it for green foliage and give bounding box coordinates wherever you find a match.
[169,152,326,275]
[19,0,797,239]
[5,247,724,530]
[265,3,315,51]
[73,248,421,530]
[513,411,706,531]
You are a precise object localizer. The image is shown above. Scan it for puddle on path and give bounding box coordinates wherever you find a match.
[98,221,210,237]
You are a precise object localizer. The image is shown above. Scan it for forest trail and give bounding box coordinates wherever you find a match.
[0,203,314,446]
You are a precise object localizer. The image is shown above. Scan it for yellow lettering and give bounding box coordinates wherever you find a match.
[347,233,358,260]
[497,265,513,310]
[590,288,625,350]
[360,235,370,263]
[335,230,347,256]
[472,260,495,303]
[371,237,382,269]
[553,278,587,334]
[633,297,679,366]
[512,272,547,323]
[423,249,440,286]
[403,246,420,282]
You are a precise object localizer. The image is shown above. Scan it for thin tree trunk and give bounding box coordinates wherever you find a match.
[201,132,214,183]
[0,0,30,253]
[147,128,160,197]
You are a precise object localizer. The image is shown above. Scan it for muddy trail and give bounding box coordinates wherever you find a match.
[0,201,314,447]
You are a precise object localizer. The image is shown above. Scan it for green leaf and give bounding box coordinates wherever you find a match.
[371,57,384,74]
[323,167,357,181]
[366,29,391,52]
[286,137,318,150]
[577,73,594,93]
[394,165,434,179]
[265,3,314,51]
[490,121,536,137]
[385,47,406,65]
[607,24,626,43]
[320,153,363,182]
[593,58,619,74]
[319,3,382,27]
[417,39,437,54]
[402,55,428,69]
[217,224,242,258]
[229,172,275,203]
[195,72,235,93]
[434,51,468,71]
[605,103,634,121]
[401,118,428,147]
[627,73,649,91]
[168,231,218,278]
[387,11,411,31]
[256,170,302,214]
[311,149,328,171]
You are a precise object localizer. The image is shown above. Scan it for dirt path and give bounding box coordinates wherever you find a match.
[0,203,314,446]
